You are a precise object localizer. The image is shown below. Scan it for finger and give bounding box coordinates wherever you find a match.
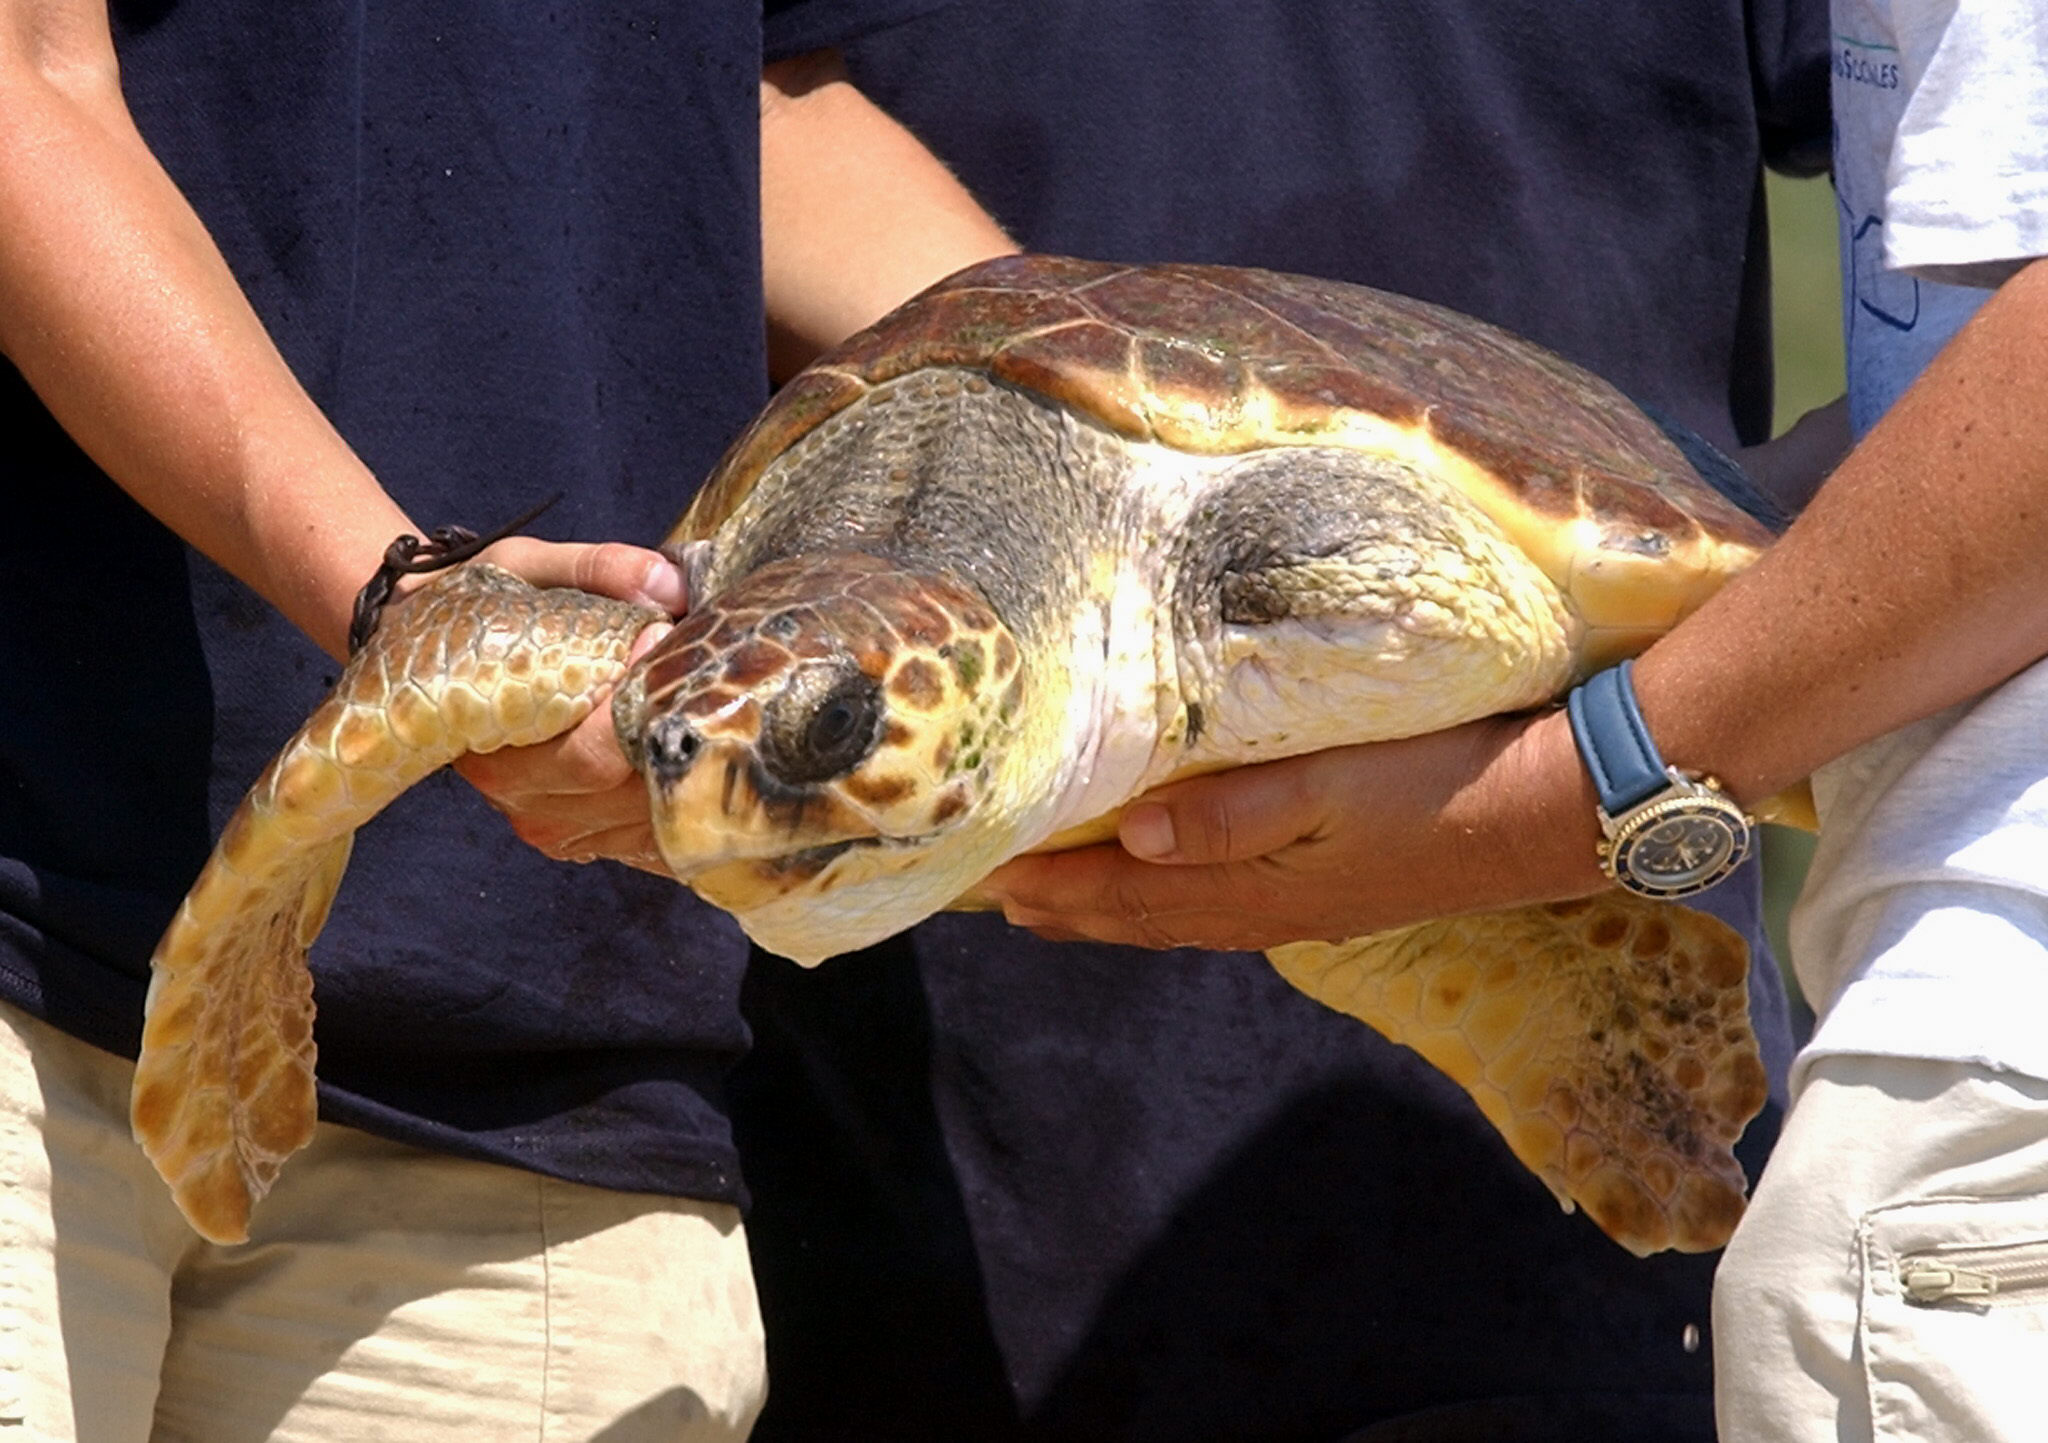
[614,851,681,879]
[539,819,665,868]
[982,846,1273,932]
[1117,754,1329,864]
[978,846,1117,908]
[1001,897,1273,953]
[548,845,672,878]
[478,537,690,614]
[627,619,673,663]
[492,788,657,850]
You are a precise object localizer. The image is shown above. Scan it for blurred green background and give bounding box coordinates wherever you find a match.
[1761,171,1844,1010]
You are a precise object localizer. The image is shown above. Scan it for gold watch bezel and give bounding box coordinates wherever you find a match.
[1594,771,1754,899]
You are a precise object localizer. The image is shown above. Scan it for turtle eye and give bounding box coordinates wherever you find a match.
[809,695,863,752]
[761,664,883,787]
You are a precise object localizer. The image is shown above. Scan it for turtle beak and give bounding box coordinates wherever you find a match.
[642,732,754,880]
[642,725,887,883]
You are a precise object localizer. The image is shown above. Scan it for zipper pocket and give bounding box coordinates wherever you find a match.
[1899,1242,2048,1306]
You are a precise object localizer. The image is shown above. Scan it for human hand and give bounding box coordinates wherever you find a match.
[1735,394,1849,517]
[445,538,688,875]
[980,711,1609,951]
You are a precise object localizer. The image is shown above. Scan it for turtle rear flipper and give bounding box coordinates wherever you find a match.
[131,564,658,1243]
[1269,893,1766,1256]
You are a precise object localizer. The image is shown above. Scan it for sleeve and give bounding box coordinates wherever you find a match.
[1748,0,1835,177]
[763,0,962,62]
[1884,1,2048,285]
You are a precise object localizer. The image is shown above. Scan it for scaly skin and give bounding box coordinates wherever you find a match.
[131,565,655,1244]
[1271,896,1766,1255]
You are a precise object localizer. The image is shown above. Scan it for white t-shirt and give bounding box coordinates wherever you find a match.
[1789,0,2048,1092]
[1831,0,2048,431]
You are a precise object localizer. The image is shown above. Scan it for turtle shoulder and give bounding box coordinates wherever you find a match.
[1148,265,1774,653]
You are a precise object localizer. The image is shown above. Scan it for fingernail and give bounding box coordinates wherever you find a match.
[1121,804,1176,860]
[639,559,689,615]
[628,620,673,662]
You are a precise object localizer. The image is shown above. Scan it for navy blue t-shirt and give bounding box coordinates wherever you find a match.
[730,2,1831,1439]
[0,0,940,1206]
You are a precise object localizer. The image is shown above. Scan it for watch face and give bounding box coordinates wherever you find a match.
[1612,802,1749,897]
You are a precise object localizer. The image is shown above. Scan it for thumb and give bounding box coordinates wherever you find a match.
[1118,758,1322,865]
[481,538,690,615]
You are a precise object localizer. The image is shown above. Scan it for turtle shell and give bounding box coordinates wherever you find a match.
[669,255,1771,643]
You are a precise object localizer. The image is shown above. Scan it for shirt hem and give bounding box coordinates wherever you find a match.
[1792,975,2048,1101]
[1884,222,2048,289]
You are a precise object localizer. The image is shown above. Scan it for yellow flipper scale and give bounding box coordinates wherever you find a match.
[1270,892,1765,1256]
[131,566,654,1244]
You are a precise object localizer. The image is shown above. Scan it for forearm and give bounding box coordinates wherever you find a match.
[0,9,408,658]
[759,51,1017,378]
[1477,259,2048,904]
[1485,262,2048,898]
[1735,395,1849,516]
[1636,258,2048,803]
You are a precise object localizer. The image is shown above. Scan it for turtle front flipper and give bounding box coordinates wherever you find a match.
[1268,893,1766,1256]
[131,564,658,1243]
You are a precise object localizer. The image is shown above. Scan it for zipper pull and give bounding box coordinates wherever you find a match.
[1899,1258,1999,1305]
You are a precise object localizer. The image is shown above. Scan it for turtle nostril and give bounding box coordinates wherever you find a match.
[646,716,702,781]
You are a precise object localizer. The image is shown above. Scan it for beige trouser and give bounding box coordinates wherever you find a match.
[0,1000,765,1442]
[1713,1054,2048,1442]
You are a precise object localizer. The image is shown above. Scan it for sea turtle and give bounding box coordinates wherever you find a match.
[132,255,1788,1258]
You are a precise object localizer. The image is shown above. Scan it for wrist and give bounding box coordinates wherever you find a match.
[1449,709,1609,906]
[277,510,417,662]
[1565,661,1755,897]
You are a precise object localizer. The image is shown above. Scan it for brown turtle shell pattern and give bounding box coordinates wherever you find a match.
[669,255,1771,569]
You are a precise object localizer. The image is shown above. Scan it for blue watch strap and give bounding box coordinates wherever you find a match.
[1565,660,1670,814]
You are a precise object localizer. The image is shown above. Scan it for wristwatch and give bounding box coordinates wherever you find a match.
[1564,661,1753,898]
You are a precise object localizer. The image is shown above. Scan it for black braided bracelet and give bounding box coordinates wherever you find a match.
[346,493,563,655]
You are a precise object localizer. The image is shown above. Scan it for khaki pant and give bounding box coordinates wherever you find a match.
[0,1001,765,1442]
[1714,1054,2048,1442]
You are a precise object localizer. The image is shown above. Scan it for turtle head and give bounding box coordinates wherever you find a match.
[614,553,1029,961]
